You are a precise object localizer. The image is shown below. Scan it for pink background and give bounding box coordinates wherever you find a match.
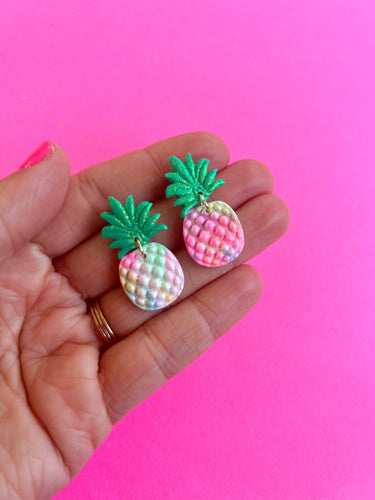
[1,1,374,499]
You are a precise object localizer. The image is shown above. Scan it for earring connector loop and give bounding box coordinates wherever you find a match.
[135,237,147,259]
[198,193,211,214]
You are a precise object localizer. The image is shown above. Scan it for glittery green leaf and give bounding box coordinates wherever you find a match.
[108,197,130,227]
[173,194,196,207]
[102,226,130,240]
[100,196,167,259]
[138,202,152,229]
[100,212,129,229]
[143,212,161,234]
[148,224,168,239]
[204,169,218,189]
[169,156,194,183]
[211,179,226,191]
[107,242,129,260]
[164,172,182,184]
[125,195,135,220]
[165,154,225,218]
[109,239,131,249]
[135,201,149,220]
[165,184,191,198]
[196,158,209,183]
[184,153,196,176]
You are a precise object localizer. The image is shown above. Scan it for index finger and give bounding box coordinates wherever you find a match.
[35,132,229,259]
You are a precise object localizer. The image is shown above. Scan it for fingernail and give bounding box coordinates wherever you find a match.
[19,141,55,169]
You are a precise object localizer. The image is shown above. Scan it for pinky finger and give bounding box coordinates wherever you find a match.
[99,265,263,423]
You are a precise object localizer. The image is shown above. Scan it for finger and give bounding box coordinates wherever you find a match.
[99,264,263,423]
[54,159,274,299]
[0,143,70,266]
[96,194,289,342]
[35,132,230,259]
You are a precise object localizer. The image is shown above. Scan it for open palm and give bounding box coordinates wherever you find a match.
[0,132,289,499]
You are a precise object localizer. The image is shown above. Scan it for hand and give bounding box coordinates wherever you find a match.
[0,132,289,500]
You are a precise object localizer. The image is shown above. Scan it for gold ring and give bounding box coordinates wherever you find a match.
[89,298,119,346]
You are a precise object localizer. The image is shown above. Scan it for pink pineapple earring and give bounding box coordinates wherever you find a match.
[165,154,244,268]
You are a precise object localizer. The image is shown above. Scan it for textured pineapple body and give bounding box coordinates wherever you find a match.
[119,242,184,310]
[183,201,244,267]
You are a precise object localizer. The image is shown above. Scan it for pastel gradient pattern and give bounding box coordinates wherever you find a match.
[183,201,244,267]
[119,243,184,310]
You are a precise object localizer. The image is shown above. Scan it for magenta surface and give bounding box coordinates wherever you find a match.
[1,1,374,499]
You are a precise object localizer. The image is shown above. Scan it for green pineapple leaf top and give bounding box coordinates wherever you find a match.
[165,153,225,217]
[100,195,167,259]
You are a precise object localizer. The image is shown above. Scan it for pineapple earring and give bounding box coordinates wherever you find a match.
[100,195,184,310]
[165,154,244,268]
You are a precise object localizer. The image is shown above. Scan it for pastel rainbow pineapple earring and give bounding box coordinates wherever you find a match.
[100,195,184,310]
[165,154,244,267]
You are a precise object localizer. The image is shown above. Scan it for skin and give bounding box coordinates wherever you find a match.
[0,132,290,499]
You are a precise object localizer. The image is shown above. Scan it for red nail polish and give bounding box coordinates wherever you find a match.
[19,141,55,169]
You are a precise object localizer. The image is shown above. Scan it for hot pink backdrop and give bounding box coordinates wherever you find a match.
[1,1,374,498]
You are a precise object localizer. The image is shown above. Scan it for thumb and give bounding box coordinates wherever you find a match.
[0,141,70,265]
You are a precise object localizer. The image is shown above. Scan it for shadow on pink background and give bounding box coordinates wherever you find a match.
[1,1,374,498]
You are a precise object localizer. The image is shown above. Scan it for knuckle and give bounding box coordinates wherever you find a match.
[142,322,182,381]
[241,159,275,192]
